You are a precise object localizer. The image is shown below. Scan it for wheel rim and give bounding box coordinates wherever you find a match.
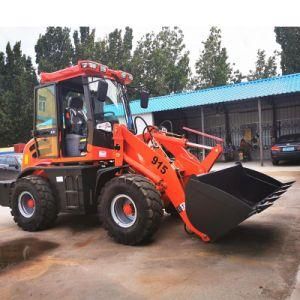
[18,191,36,218]
[110,194,137,228]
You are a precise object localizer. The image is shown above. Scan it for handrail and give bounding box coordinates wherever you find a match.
[182,126,224,143]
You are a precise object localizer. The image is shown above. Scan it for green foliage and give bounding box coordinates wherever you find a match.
[231,68,244,84]
[194,27,232,89]
[275,27,300,75]
[70,26,134,71]
[73,27,96,63]
[247,49,277,81]
[0,42,37,147]
[130,26,190,97]
[94,27,133,71]
[35,27,73,73]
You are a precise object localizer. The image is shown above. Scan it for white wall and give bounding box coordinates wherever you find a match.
[133,113,154,134]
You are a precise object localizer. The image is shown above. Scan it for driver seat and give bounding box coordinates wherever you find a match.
[65,97,87,157]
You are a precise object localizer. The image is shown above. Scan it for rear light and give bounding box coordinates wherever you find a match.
[271,146,280,151]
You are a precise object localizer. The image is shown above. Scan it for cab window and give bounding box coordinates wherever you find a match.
[35,85,58,158]
[36,85,57,131]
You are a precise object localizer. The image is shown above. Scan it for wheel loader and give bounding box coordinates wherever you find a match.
[0,60,293,245]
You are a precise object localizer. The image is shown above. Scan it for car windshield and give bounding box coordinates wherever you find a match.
[88,77,132,127]
[277,134,300,143]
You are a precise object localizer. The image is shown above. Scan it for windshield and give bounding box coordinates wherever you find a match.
[88,77,133,129]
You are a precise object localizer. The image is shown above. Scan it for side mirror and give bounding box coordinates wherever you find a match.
[97,79,108,102]
[140,90,149,109]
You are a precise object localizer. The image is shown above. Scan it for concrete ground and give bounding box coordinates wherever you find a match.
[0,163,299,299]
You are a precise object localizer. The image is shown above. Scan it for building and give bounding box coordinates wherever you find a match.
[131,73,300,164]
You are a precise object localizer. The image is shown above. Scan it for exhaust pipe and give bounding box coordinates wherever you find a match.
[185,164,294,241]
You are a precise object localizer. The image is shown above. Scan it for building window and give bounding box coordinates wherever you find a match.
[38,96,46,112]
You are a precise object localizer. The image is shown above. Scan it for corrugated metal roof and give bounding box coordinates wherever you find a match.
[130,73,300,115]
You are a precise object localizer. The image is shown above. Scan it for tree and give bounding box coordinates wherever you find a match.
[73,27,96,63]
[0,51,5,93]
[275,27,300,75]
[247,49,277,81]
[231,68,244,84]
[35,27,73,73]
[194,27,232,89]
[131,26,190,97]
[0,42,37,147]
[94,27,133,71]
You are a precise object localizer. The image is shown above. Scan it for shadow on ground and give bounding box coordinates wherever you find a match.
[52,212,284,254]
[0,237,59,271]
[209,222,283,256]
[55,213,101,233]
[276,160,300,166]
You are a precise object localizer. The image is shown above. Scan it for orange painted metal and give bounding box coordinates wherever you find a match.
[123,203,134,216]
[22,123,222,242]
[22,139,114,170]
[112,125,223,242]
[41,60,133,85]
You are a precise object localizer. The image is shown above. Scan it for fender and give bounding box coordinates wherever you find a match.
[95,165,129,199]
[18,166,48,179]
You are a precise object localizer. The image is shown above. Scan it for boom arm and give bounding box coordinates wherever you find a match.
[113,124,222,241]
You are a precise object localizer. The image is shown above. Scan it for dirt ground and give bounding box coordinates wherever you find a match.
[0,167,299,300]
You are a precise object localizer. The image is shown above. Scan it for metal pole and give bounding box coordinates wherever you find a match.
[258,99,263,166]
[271,98,277,141]
[201,106,205,159]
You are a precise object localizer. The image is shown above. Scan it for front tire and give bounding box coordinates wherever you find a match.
[11,175,58,231]
[98,174,163,245]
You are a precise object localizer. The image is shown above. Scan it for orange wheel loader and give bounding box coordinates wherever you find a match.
[0,61,294,245]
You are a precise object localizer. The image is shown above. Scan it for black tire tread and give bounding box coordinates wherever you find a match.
[11,175,58,231]
[98,174,163,245]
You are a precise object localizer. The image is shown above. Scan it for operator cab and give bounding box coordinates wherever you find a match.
[33,61,147,159]
[59,75,132,157]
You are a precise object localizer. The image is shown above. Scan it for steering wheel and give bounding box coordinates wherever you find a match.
[95,111,117,125]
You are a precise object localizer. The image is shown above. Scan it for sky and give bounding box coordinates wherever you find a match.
[0,26,280,76]
[0,0,299,76]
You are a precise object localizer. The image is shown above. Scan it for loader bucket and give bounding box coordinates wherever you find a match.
[185,164,293,241]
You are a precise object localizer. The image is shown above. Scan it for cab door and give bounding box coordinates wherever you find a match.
[34,84,59,158]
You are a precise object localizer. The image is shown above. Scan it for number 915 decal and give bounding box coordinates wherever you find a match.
[151,156,168,174]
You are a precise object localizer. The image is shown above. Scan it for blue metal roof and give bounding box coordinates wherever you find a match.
[130,73,300,115]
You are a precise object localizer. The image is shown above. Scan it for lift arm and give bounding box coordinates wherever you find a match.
[112,124,223,241]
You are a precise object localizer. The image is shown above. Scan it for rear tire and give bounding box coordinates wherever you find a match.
[11,175,58,231]
[272,159,279,165]
[98,174,163,245]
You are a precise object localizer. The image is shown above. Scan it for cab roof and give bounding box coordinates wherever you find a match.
[40,60,133,85]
